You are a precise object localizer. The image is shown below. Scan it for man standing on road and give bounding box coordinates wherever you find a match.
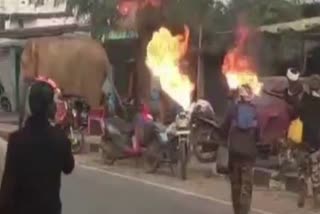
[0,80,75,214]
[297,74,320,208]
[221,84,259,214]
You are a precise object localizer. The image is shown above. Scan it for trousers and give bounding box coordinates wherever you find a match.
[229,156,254,214]
[297,149,320,207]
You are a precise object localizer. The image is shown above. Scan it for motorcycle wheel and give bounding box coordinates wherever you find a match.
[144,140,161,173]
[70,129,84,154]
[192,128,218,163]
[176,141,187,180]
[0,96,12,112]
[100,143,116,165]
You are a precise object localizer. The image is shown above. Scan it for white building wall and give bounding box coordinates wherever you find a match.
[0,0,67,14]
[5,16,78,29]
[0,0,81,29]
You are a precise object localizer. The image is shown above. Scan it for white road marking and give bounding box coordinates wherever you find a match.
[78,164,277,214]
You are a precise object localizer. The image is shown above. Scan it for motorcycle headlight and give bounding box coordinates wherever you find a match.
[175,111,190,129]
[72,109,77,116]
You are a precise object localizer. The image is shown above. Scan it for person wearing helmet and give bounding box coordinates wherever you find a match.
[286,68,304,108]
[220,84,259,214]
[0,81,74,214]
[297,74,320,208]
[264,68,303,110]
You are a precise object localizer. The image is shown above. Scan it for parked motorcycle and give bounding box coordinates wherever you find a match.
[56,94,89,154]
[144,100,221,180]
[143,122,178,173]
[189,102,220,163]
[100,100,153,165]
[174,111,191,180]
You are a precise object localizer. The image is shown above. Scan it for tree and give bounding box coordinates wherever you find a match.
[68,0,118,39]
[68,0,304,40]
[227,0,302,26]
[154,0,230,37]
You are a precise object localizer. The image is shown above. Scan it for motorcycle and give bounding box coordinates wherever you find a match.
[100,100,153,165]
[143,114,190,179]
[56,94,89,154]
[143,122,178,173]
[189,102,220,163]
[144,100,221,180]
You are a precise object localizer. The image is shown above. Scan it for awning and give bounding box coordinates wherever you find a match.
[260,16,320,34]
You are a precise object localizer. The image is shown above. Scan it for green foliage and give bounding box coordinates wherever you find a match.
[228,0,302,26]
[68,0,304,45]
[159,0,230,36]
[68,0,118,39]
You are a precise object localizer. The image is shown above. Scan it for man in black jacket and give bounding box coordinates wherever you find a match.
[297,74,320,208]
[221,84,259,214]
[0,80,74,214]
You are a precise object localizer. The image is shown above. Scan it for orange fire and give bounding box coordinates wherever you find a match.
[222,24,262,95]
[146,26,194,110]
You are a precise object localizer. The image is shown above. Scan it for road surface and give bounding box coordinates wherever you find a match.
[62,166,261,214]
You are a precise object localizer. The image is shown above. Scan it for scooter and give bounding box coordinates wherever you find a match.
[143,122,179,174]
[100,101,153,165]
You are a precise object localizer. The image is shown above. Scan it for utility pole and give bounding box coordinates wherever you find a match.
[196,24,204,99]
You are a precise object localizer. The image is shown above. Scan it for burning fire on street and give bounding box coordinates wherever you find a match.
[222,23,263,95]
[146,26,194,110]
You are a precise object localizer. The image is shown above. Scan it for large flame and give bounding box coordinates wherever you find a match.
[146,26,194,110]
[222,24,263,95]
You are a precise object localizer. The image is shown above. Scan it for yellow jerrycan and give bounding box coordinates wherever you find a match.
[287,118,303,144]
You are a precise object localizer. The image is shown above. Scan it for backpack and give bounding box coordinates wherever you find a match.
[234,102,257,130]
[229,102,258,159]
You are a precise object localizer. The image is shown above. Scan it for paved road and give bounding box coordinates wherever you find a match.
[61,166,261,214]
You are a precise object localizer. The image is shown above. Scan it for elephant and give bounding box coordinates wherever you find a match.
[19,36,111,127]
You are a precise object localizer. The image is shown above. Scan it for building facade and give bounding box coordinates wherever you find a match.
[0,0,78,30]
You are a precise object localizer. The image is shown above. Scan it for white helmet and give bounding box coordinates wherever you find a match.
[286,68,300,82]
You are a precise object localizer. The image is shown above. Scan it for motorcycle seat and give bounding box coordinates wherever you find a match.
[106,117,134,134]
[197,116,221,128]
